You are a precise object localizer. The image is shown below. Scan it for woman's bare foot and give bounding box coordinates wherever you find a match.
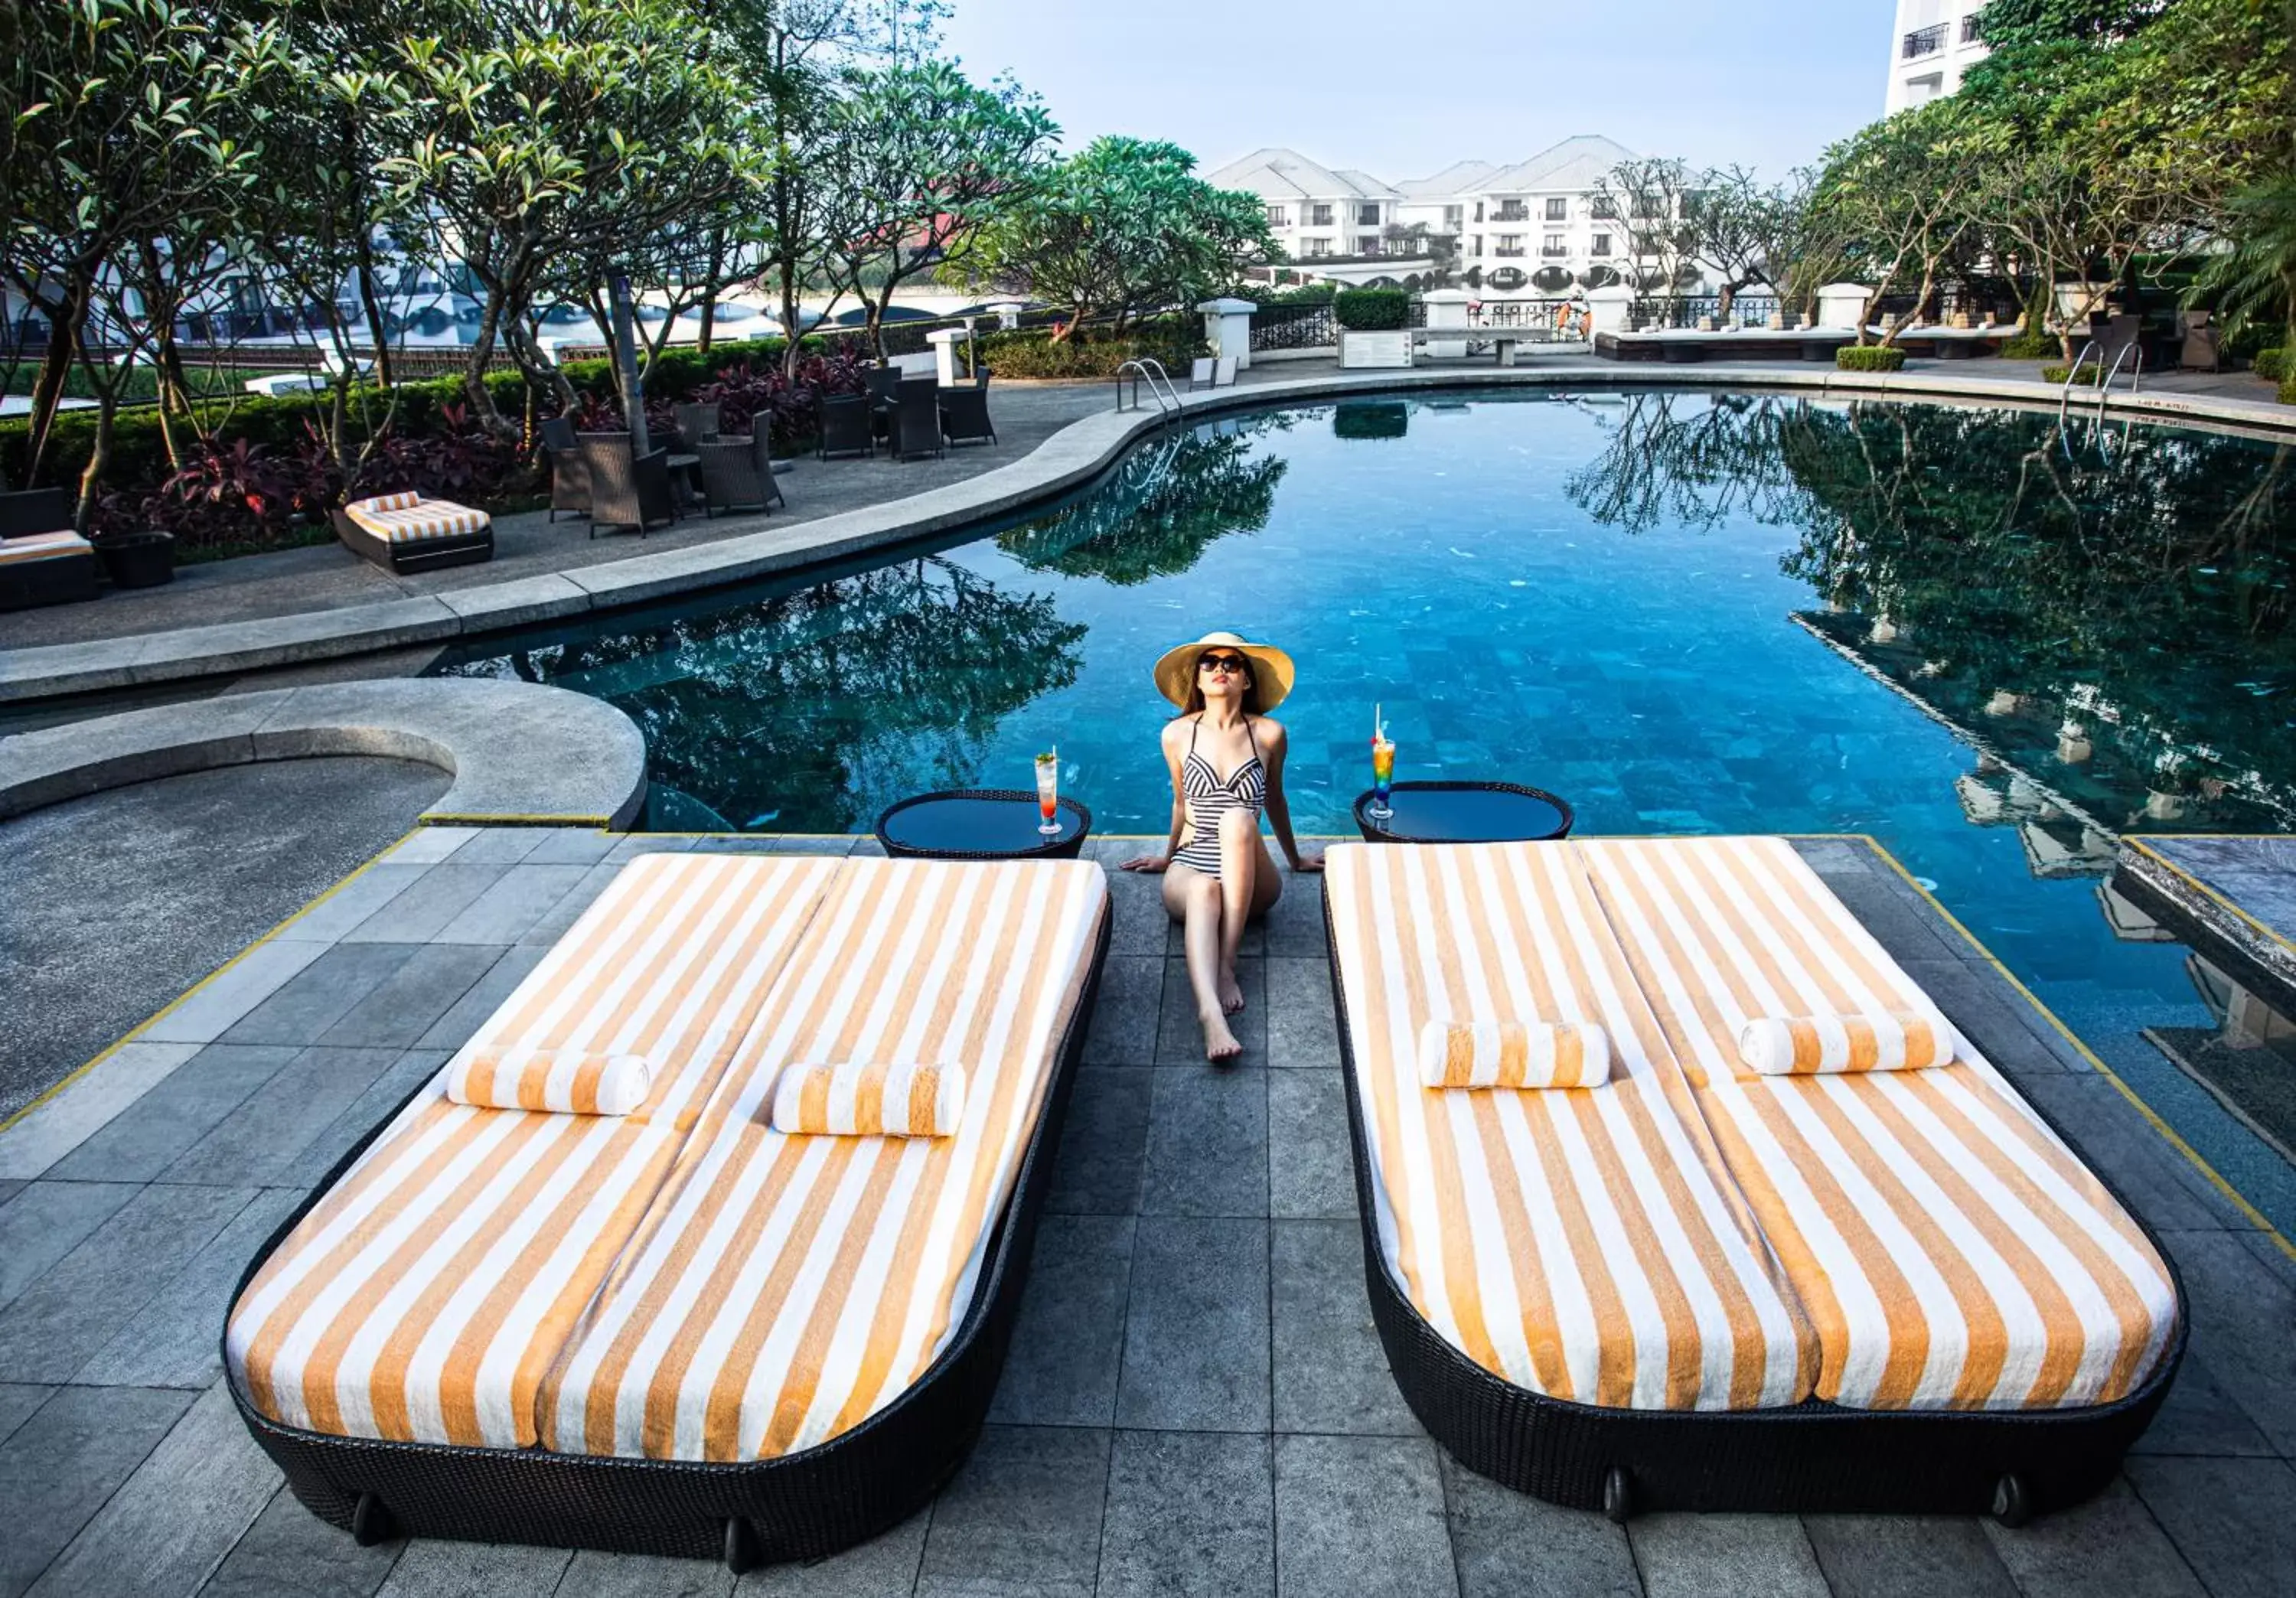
[1201,1009,1244,1062]
[1217,965,1245,1014]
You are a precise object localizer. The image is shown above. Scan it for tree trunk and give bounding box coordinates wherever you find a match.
[697,227,726,354]
[73,384,117,533]
[463,289,511,437]
[24,274,90,485]
[355,248,393,390]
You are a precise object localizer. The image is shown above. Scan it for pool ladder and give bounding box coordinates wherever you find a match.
[1115,358,1182,422]
[2058,337,2141,424]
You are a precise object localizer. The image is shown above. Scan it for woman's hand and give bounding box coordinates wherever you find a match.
[1289,850,1326,875]
[1120,853,1171,873]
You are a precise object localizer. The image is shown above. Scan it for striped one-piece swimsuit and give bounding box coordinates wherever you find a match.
[1173,716,1266,879]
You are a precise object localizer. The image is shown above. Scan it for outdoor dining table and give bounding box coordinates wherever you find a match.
[875,788,1092,861]
[1352,780,1574,843]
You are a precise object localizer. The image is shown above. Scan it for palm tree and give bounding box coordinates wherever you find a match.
[2191,171,2296,398]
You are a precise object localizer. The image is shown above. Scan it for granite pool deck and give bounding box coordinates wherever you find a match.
[2,828,2296,1596]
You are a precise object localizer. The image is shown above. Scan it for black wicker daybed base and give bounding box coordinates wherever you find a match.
[329,507,494,576]
[224,879,1110,1572]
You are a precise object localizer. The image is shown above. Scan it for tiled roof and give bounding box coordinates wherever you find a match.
[1481,135,1639,194]
[1205,148,1381,201]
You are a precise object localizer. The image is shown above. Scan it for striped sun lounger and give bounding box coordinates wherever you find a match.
[331,490,494,574]
[1323,836,2185,1526]
[225,850,1111,1569]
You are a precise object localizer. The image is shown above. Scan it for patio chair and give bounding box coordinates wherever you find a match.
[937,384,996,448]
[581,435,677,537]
[695,429,787,515]
[865,367,904,443]
[817,393,874,461]
[889,379,944,461]
[673,403,721,452]
[0,487,99,610]
[540,416,589,522]
[2178,310,2223,373]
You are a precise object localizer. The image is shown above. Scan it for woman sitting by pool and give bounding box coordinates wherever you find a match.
[1123,631,1322,1062]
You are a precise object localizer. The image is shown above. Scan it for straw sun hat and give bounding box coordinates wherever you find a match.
[1153,631,1296,712]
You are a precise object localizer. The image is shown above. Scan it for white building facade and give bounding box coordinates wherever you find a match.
[1886,1,1990,113]
[1203,149,1404,266]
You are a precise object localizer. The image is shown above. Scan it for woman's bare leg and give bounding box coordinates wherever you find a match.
[1214,810,1263,1013]
[1164,864,1241,1061]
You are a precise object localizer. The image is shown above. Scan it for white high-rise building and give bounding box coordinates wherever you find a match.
[1887,1,1991,113]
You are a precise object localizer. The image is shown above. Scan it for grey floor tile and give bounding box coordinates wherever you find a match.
[1097,1430,1274,1598]
[915,1424,1109,1598]
[1802,1514,2017,1597]
[373,1540,572,1596]
[0,1384,195,1598]
[1261,875,1329,957]
[735,1508,928,1595]
[384,827,475,865]
[1980,1476,2204,1597]
[275,863,428,944]
[2130,1351,2277,1458]
[520,829,620,866]
[1264,958,1339,1068]
[1267,1071,1353,1219]
[1440,1452,1639,1597]
[444,827,550,866]
[0,1180,20,1208]
[432,864,596,945]
[1273,1434,1456,1598]
[277,1051,449,1192]
[0,1183,257,1382]
[1791,838,1882,878]
[46,1045,302,1182]
[517,862,625,947]
[199,1486,403,1597]
[338,864,510,944]
[1155,959,1265,1066]
[29,1381,281,1598]
[1082,957,1163,1066]
[2167,1229,2296,1455]
[76,1187,302,1388]
[1045,1068,1150,1217]
[2016,1076,2252,1235]
[1100,868,1171,959]
[1629,1513,1827,1598]
[988,1215,1134,1428]
[1115,1216,1270,1433]
[1270,1220,1418,1437]
[162,1047,404,1187]
[1140,1067,1267,1218]
[0,1179,140,1308]
[139,942,329,1048]
[416,946,549,1050]
[0,1042,205,1183]
[2125,1455,2296,1598]
[0,1384,51,1447]
[317,946,504,1048]
[218,944,421,1046]
[552,1549,731,1597]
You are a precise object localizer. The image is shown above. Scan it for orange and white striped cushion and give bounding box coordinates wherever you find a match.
[537,857,1107,1460]
[0,530,93,566]
[1326,841,1815,1411]
[770,1062,967,1137]
[1580,835,2179,1411]
[1417,1020,1612,1089]
[446,1049,654,1115]
[1739,1011,1955,1077]
[351,491,420,514]
[345,494,489,544]
[224,852,843,1447]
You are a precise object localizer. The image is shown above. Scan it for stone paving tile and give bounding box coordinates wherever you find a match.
[0,1041,203,1181]
[1439,1453,1640,1598]
[2127,1455,2296,1598]
[515,861,625,947]
[2017,1075,2255,1235]
[139,941,328,1047]
[415,947,548,1050]
[914,1424,1109,1598]
[0,1179,140,1309]
[2129,1350,2278,1459]
[2236,1227,2296,1296]
[1045,1068,1150,1217]
[75,1187,301,1389]
[520,829,621,866]
[315,945,503,1047]
[1094,861,1169,960]
[1155,958,1266,1065]
[44,1044,302,1184]
[1267,1069,1353,1219]
[445,827,550,866]
[199,1487,401,1597]
[734,1511,928,1596]
[161,1047,404,1187]
[1115,1215,1270,1433]
[552,1549,730,1597]
[1140,1066,1267,1218]
[1270,1219,1418,1437]
[1978,1476,2205,1596]
[217,944,421,1046]
[0,1384,51,1448]
[1263,957,1339,1069]
[338,864,510,943]
[372,1541,572,1596]
[1628,1513,1828,1598]
[29,1381,282,1598]
[431,865,596,946]
[1081,955,1163,1066]
[0,1180,19,1208]
[1261,873,1329,957]
[276,1051,450,1192]
[0,1384,196,1598]
[988,1215,1134,1429]
[1097,1430,1274,1598]
[1273,1434,1456,1598]
[2164,1228,2296,1457]
[382,827,475,866]
[1802,1514,2018,1596]
[1790,837,1881,878]
[272,863,429,945]
[0,1183,257,1383]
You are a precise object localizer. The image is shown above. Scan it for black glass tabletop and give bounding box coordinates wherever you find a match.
[876,788,1092,861]
[1352,781,1574,844]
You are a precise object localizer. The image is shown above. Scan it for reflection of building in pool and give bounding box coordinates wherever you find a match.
[1952,758,2118,879]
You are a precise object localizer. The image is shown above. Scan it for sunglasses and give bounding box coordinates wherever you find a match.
[1199,654,1249,675]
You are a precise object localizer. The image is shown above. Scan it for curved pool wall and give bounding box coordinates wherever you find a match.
[435,387,2296,1235]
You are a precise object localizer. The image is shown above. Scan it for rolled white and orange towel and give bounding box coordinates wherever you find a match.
[770,1062,967,1138]
[1417,1021,1613,1090]
[1736,1010,1957,1077]
[445,1048,654,1115]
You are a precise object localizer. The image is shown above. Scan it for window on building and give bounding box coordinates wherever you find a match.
[1358,236,1381,255]
[1470,234,1482,256]
[1542,233,1567,257]
[1310,203,1332,227]
[1494,201,1528,222]
[1590,197,1617,220]
[1495,235,1525,257]
[1265,205,1287,228]
[1357,204,1380,226]
[1473,201,1485,223]
[1591,233,1611,256]
[1904,72,1945,105]
[1443,205,1463,229]
[1961,13,1984,42]
[1305,238,1332,257]
[1903,22,1947,58]
[1545,197,1567,220]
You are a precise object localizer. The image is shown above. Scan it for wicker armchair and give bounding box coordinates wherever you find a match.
[673,403,721,452]
[696,429,787,517]
[938,384,996,448]
[540,416,589,521]
[889,379,944,461]
[817,394,874,460]
[579,434,677,537]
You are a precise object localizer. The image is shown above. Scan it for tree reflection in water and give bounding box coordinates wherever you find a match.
[1569,391,2296,830]
[996,419,1288,585]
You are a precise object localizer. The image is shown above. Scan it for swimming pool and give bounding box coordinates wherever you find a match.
[436,387,2296,1228]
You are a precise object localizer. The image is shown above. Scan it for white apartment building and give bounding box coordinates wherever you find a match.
[1202,149,1404,266]
[1887,1,1990,113]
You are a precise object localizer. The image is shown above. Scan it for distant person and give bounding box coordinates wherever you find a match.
[1123,632,1322,1062]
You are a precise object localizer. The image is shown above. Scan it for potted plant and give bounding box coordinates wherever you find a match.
[92,527,175,589]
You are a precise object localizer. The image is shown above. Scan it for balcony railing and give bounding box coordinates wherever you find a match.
[1492,205,1528,222]
[1541,247,1569,259]
[1962,14,1984,41]
[1492,247,1526,258]
[1903,22,1947,58]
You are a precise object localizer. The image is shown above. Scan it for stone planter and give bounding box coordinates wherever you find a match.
[1338,329,1412,370]
[93,529,174,589]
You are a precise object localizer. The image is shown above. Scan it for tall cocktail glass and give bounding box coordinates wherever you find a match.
[1035,752,1062,835]
[1368,736,1396,821]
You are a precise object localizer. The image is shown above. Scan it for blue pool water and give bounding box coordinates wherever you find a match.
[439,389,2296,1230]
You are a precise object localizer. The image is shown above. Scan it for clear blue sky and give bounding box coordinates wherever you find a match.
[939,1,1890,182]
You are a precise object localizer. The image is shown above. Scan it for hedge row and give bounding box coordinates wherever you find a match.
[2255,347,2289,383]
[2040,361,2103,386]
[1835,345,1908,373]
[973,318,1205,380]
[1333,289,1409,332]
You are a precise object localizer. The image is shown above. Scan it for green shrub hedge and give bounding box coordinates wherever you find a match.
[973,318,1205,380]
[1835,345,1907,373]
[1333,288,1409,331]
[2281,373,2296,408]
[2255,347,2290,383]
[1998,331,2056,359]
[2041,361,2103,386]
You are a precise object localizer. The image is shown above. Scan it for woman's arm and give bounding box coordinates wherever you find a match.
[1121,720,1190,872]
[1259,721,1323,872]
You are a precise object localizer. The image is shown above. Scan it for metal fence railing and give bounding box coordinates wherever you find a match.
[1629,295,1784,330]
[1251,301,1336,351]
